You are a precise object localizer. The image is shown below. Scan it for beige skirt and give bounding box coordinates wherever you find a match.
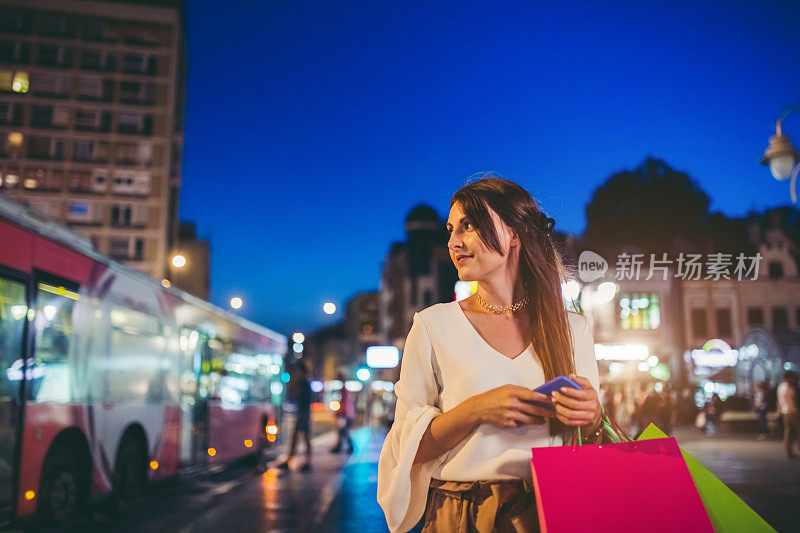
[420,478,541,533]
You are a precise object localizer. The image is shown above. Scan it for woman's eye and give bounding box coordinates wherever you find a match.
[464,222,472,230]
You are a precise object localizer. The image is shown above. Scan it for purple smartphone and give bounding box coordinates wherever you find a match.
[529,375,583,410]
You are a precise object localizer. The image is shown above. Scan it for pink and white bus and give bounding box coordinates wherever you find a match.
[0,197,286,525]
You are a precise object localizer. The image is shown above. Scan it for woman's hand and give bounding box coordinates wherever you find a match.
[470,384,556,429]
[551,374,601,430]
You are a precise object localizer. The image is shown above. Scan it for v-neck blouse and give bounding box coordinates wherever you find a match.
[377,301,600,533]
[453,300,534,361]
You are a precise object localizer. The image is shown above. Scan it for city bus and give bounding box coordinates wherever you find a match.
[0,196,286,525]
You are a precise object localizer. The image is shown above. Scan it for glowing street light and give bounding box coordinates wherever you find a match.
[596,281,618,303]
[171,254,187,268]
[230,296,243,310]
[323,302,336,315]
[761,105,800,204]
[292,332,305,344]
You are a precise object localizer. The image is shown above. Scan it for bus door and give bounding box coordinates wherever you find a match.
[178,329,211,466]
[0,272,30,519]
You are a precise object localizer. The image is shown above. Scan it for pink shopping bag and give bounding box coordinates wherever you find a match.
[530,437,713,533]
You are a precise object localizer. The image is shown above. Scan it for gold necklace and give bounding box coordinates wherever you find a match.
[476,292,530,314]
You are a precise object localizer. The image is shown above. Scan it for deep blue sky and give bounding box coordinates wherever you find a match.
[180,0,800,336]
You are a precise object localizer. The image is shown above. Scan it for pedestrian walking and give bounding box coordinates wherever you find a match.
[704,393,723,435]
[377,176,603,532]
[331,373,355,454]
[658,388,673,435]
[777,371,800,459]
[277,361,313,471]
[639,387,659,434]
[754,381,770,439]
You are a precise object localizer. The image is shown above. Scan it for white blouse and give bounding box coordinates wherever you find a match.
[377,300,600,533]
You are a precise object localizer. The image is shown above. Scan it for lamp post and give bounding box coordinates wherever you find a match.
[761,105,800,204]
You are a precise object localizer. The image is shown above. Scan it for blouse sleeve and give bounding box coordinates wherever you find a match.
[377,312,444,533]
[572,313,600,391]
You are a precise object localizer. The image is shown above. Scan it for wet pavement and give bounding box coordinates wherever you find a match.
[10,424,800,532]
[672,426,800,532]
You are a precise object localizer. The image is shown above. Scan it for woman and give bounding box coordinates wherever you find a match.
[377,176,603,532]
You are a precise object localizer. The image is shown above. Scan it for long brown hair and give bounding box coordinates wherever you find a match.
[451,175,581,434]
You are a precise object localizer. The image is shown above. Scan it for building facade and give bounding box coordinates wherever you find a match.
[576,217,800,401]
[0,0,185,280]
[305,291,380,381]
[379,204,459,349]
[343,291,380,369]
[169,221,209,300]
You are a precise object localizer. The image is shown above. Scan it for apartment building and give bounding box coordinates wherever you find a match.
[0,0,185,280]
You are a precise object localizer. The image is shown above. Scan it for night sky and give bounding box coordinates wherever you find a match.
[180,0,800,336]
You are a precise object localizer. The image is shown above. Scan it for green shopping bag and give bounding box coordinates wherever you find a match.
[637,424,776,533]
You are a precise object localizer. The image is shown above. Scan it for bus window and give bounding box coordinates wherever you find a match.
[31,281,78,402]
[108,305,167,403]
[0,275,27,508]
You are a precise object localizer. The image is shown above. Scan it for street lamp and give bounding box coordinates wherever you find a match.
[323,302,336,315]
[761,105,800,204]
[171,254,187,268]
[230,296,243,310]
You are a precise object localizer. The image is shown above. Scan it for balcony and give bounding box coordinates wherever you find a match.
[67,218,103,227]
[30,120,68,131]
[36,54,74,69]
[79,58,115,73]
[31,88,70,99]
[0,116,23,127]
[68,184,105,195]
[111,190,149,199]
[109,251,145,262]
[74,124,111,133]
[26,152,64,162]
[115,157,153,168]
[119,95,157,106]
[111,221,148,230]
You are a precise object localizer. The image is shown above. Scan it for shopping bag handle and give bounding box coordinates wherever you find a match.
[572,406,634,450]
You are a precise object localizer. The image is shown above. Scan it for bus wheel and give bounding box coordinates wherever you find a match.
[112,436,146,513]
[38,444,88,525]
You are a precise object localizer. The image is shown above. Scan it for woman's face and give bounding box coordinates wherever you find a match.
[446,201,516,282]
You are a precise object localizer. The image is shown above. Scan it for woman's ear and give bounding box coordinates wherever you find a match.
[509,228,521,247]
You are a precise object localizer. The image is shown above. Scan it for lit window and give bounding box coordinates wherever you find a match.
[11,71,27,93]
[68,202,88,215]
[0,70,12,90]
[7,131,23,148]
[619,293,661,330]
